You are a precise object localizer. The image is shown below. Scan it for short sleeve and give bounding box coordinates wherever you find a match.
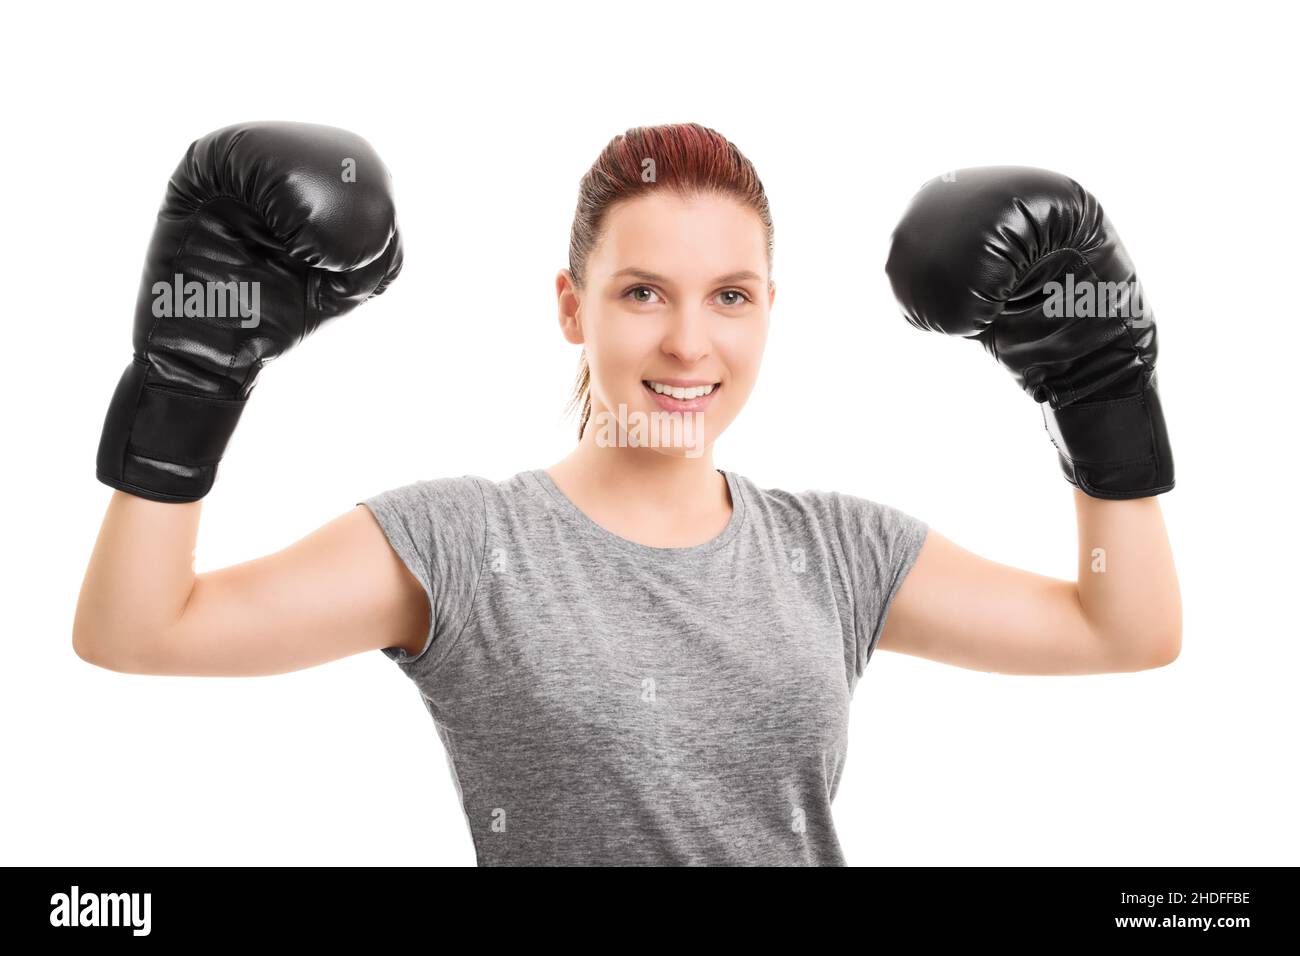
[831,492,929,678]
[359,476,487,674]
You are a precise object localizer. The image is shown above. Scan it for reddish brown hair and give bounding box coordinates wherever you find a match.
[564,123,774,439]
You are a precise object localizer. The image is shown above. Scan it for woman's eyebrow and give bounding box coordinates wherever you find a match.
[610,267,763,284]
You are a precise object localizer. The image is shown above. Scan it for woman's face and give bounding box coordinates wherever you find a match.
[558,190,773,457]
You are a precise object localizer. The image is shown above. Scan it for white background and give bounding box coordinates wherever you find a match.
[3,0,1295,866]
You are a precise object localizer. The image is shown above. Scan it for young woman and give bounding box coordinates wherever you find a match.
[74,121,1181,866]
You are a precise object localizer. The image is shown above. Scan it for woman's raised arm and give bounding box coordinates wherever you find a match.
[73,493,428,677]
[878,492,1181,675]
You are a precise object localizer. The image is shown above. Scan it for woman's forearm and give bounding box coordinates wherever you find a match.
[1073,489,1182,667]
[73,492,202,667]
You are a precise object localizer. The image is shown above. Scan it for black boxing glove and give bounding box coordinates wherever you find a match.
[96,121,403,502]
[885,166,1173,499]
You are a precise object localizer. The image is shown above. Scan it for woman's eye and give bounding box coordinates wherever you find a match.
[624,286,750,306]
[626,286,660,304]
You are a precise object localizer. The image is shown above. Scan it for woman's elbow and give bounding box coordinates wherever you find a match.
[72,607,111,668]
[71,617,161,674]
[1122,624,1182,671]
[1154,625,1183,667]
[72,628,130,672]
[74,641,133,673]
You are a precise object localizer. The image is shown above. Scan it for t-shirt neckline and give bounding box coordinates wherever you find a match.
[526,467,746,557]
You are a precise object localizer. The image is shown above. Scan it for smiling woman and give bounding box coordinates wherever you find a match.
[560,123,774,441]
[72,119,1181,870]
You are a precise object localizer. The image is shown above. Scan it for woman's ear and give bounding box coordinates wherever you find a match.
[556,269,585,345]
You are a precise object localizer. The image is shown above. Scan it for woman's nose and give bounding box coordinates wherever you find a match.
[659,309,711,364]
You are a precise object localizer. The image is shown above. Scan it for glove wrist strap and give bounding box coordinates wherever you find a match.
[1042,372,1175,499]
[96,361,247,502]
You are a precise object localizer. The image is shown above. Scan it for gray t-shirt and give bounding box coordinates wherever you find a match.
[361,468,928,866]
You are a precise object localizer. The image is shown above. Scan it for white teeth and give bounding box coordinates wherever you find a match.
[646,381,716,399]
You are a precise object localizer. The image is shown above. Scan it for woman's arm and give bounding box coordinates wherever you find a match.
[72,491,429,677]
[877,491,1181,675]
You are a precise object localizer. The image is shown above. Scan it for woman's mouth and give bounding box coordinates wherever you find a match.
[641,379,721,412]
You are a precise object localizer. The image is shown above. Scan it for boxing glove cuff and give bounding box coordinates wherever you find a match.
[96,360,247,503]
[1041,371,1174,500]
